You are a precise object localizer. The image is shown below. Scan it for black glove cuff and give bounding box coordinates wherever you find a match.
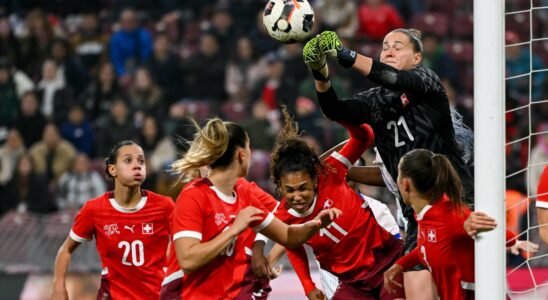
[337,48,357,68]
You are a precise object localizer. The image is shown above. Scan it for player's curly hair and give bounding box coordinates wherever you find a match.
[171,118,248,182]
[270,106,324,196]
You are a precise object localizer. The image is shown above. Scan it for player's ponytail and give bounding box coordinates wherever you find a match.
[171,118,248,182]
[400,149,464,209]
[271,105,323,196]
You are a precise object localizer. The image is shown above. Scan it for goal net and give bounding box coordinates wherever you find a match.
[504,0,548,298]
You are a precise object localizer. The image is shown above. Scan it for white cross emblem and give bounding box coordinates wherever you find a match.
[142,223,153,235]
[427,229,436,243]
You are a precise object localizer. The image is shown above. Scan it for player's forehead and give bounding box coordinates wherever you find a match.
[280,170,313,187]
[117,144,145,159]
[383,32,412,47]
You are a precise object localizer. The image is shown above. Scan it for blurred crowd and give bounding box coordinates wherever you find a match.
[0,0,547,224]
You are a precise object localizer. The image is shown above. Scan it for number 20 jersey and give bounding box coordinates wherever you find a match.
[70,190,174,299]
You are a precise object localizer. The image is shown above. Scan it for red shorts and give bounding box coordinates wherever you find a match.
[233,261,272,300]
[332,272,404,300]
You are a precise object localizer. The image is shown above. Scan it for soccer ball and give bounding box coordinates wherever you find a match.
[263,0,314,44]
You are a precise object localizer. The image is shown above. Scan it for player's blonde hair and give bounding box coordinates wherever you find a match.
[171,118,248,182]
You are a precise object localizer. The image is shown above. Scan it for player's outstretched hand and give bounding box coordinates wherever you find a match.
[308,288,327,300]
[303,37,329,82]
[313,208,342,228]
[317,31,357,68]
[510,240,539,255]
[231,206,265,235]
[383,264,404,294]
[270,264,284,279]
[464,211,497,237]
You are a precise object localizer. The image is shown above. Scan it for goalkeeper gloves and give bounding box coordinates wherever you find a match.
[318,31,357,68]
[303,37,329,82]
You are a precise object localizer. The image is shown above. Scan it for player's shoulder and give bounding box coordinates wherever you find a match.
[81,192,110,211]
[143,190,174,209]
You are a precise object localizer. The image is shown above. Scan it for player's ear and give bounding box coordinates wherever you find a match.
[401,177,411,193]
[108,164,116,177]
[413,52,422,66]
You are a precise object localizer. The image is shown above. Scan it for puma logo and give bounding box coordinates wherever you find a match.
[124,225,135,233]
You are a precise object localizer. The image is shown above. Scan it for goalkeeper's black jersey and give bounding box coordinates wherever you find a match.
[317,62,474,206]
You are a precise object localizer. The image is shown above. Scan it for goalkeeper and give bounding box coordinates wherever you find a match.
[303,29,475,300]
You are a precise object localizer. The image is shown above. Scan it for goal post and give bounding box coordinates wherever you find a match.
[474,0,507,298]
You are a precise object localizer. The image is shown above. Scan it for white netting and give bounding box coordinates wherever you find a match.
[505,0,548,298]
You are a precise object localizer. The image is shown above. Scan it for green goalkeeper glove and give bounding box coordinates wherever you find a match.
[318,31,357,68]
[303,37,329,82]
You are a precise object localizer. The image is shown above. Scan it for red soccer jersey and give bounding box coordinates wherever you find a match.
[536,166,548,208]
[70,190,174,299]
[275,125,402,295]
[171,177,275,299]
[396,199,474,300]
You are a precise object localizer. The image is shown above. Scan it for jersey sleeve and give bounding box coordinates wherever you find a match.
[172,191,204,241]
[70,202,94,243]
[536,166,548,208]
[316,86,374,125]
[326,123,374,176]
[396,246,421,271]
[367,61,444,97]
[286,246,317,296]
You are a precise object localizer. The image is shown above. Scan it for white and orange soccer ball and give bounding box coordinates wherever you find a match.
[262,0,314,44]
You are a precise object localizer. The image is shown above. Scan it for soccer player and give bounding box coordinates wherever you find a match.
[165,118,341,299]
[270,108,404,299]
[160,176,279,300]
[302,29,475,299]
[383,149,496,299]
[51,141,174,299]
[536,166,548,244]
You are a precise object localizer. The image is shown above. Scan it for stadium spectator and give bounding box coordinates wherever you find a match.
[29,123,77,184]
[55,153,106,210]
[269,108,404,299]
[79,62,126,123]
[15,91,47,148]
[146,33,184,104]
[314,0,358,37]
[19,9,56,80]
[70,13,109,76]
[161,118,341,299]
[421,33,460,90]
[356,0,404,41]
[241,100,278,151]
[0,129,25,187]
[49,38,89,97]
[128,67,165,124]
[225,36,263,103]
[383,149,497,299]
[0,58,19,130]
[303,29,475,299]
[36,59,73,125]
[0,17,22,68]
[137,115,176,175]
[59,105,95,157]
[52,141,174,299]
[109,8,153,82]
[2,152,52,214]
[95,99,137,157]
[182,32,227,104]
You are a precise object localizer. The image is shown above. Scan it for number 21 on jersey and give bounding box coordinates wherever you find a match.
[387,116,414,148]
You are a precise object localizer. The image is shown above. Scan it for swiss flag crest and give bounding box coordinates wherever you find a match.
[400,93,409,108]
[427,228,437,243]
[142,223,154,235]
[323,199,333,209]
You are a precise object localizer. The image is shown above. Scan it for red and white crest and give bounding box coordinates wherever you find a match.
[400,93,409,108]
[215,213,228,226]
[323,199,334,209]
[142,223,154,235]
[427,228,437,243]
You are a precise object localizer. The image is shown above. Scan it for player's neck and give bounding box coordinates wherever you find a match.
[410,197,431,215]
[208,169,239,197]
[113,185,142,208]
